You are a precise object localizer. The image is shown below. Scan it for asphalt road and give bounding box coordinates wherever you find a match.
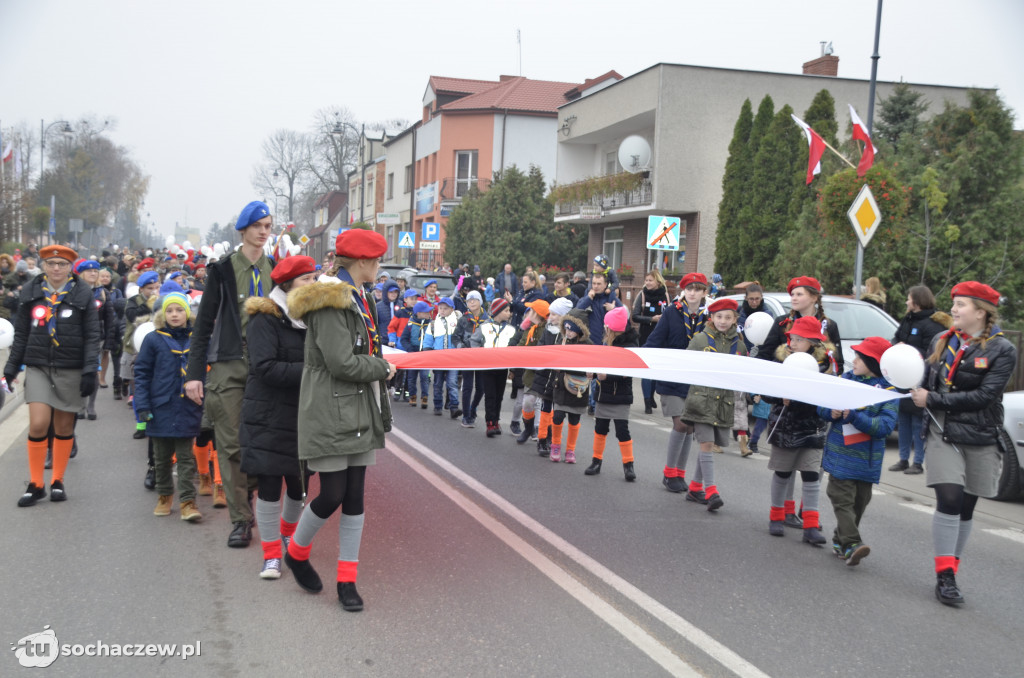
[2,384,1023,677]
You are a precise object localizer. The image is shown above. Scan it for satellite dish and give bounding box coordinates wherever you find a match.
[617,135,651,174]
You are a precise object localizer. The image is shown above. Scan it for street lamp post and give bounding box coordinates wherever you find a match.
[40,119,73,181]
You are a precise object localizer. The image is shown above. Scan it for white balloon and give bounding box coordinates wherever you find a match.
[200,245,213,257]
[783,351,820,372]
[164,235,175,248]
[126,283,139,299]
[169,244,180,255]
[880,343,926,389]
[0,318,14,349]
[133,321,155,353]
[212,244,225,257]
[182,240,193,251]
[742,311,775,346]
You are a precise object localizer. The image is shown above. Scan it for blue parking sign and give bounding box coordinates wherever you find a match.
[422,222,440,241]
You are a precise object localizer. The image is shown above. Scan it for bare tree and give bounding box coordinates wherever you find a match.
[252,129,312,224]
[306,107,360,196]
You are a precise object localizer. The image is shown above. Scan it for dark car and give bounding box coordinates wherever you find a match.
[406,273,459,297]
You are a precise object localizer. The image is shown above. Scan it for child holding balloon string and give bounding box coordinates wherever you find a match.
[763,316,838,545]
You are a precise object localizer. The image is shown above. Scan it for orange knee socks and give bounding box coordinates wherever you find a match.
[210,445,222,484]
[552,422,563,446]
[592,433,607,460]
[51,435,74,483]
[194,442,209,471]
[27,437,48,487]
[538,410,552,439]
[619,440,634,463]
[523,410,535,423]
[566,423,580,451]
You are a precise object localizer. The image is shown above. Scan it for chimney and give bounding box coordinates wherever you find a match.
[803,42,839,77]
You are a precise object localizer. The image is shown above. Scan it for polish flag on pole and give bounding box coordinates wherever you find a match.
[0,142,13,164]
[849,104,878,177]
[791,114,827,185]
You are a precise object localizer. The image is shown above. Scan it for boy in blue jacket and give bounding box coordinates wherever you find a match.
[818,337,899,566]
[134,292,205,521]
[400,301,433,409]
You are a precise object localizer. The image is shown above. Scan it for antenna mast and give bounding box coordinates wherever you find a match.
[517,28,522,76]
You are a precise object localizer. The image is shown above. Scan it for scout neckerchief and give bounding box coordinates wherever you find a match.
[702,330,740,355]
[249,266,263,297]
[674,301,706,340]
[41,278,73,346]
[939,325,1003,386]
[356,289,380,356]
[156,328,190,398]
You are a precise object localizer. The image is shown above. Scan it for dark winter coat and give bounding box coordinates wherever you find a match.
[453,309,487,349]
[758,312,842,371]
[576,290,622,343]
[525,323,560,397]
[631,285,669,346]
[642,301,707,398]
[922,331,1017,446]
[510,287,544,326]
[548,311,592,409]
[764,343,838,449]
[4,275,100,377]
[595,325,639,405]
[132,314,203,438]
[239,296,306,477]
[102,284,126,353]
[682,325,748,427]
[892,308,951,413]
[90,287,117,353]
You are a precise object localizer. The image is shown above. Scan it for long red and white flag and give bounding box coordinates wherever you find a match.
[849,104,878,177]
[0,142,12,164]
[791,115,827,185]
[384,345,902,411]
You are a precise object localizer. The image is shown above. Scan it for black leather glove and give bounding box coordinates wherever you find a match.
[137,410,153,422]
[80,372,97,397]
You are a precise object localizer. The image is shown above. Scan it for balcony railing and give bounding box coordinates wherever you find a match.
[552,171,653,217]
[439,176,491,202]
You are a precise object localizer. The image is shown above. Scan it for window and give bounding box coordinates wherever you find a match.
[455,150,478,197]
[404,165,413,193]
[603,226,623,271]
[387,173,394,200]
[366,175,374,207]
[606,151,620,176]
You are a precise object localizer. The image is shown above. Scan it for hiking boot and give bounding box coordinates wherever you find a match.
[180,500,202,522]
[888,459,909,472]
[260,558,282,580]
[133,428,146,440]
[935,569,964,605]
[622,462,636,482]
[784,513,803,529]
[410,397,418,407]
[228,521,252,548]
[420,395,428,409]
[113,377,123,401]
[18,483,47,507]
[644,397,655,415]
[213,484,228,508]
[769,519,785,537]
[564,449,576,464]
[285,552,323,593]
[337,582,364,612]
[515,418,534,444]
[537,437,550,457]
[685,489,708,504]
[749,441,759,455]
[144,466,156,491]
[585,459,602,476]
[905,463,924,475]
[846,544,871,566]
[738,434,753,457]
[550,444,561,463]
[510,421,522,436]
[49,480,67,502]
[198,474,213,496]
[154,495,173,516]
[712,444,723,454]
[706,493,724,512]
[450,408,463,420]
[663,476,685,493]
[802,526,827,545]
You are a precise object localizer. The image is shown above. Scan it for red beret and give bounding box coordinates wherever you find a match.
[336,229,387,259]
[786,316,827,342]
[271,255,316,285]
[137,257,155,271]
[951,281,1000,307]
[851,336,892,362]
[707,298,738,314]
[39,245,78,262]
[787,276,822,294]
[679,272,708,289]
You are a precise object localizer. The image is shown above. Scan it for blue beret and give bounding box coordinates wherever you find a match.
[413,301,432,314]
[403,289,419,299]
[168,271,183,280]
[235,201,271,230]
[438,296,455,307]
[159,281,185,295]
[74,259,100,274]
[424,279,438,288]
[137,271,160,287]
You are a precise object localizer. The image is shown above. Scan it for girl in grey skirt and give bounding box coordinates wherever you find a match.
[586,307,639,481]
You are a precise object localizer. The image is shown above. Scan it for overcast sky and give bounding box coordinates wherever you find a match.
[3,0,1021,243]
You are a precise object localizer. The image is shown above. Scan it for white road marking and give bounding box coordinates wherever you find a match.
[389,427,771,678]
[983,528,1024,545]
[899,502,934,515]
[0,403,29,459]
[871,488,885,496]
[632,418,660,426]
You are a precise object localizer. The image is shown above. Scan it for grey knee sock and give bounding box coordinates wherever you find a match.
[281,495,304,525]
[292,504,328,549]
[932,511,960,557]
[954,519,973,558]
[339,513,366,563]
[676,432,693,472]
[513,392,524,422]
[665,429,686,469]
[698,452,715,488]
[770,474,789,508]
[255,498,282,544]
[801,477,821,513]
[785,473,797,502]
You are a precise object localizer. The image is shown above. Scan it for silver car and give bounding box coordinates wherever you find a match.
[997,391,1024,501]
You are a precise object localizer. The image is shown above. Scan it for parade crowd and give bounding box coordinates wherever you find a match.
[2,199,1016,611]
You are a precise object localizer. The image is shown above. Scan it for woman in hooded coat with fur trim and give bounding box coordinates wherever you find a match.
[282,231,396,612]
[239,255,318,581]
[763,316,838,546]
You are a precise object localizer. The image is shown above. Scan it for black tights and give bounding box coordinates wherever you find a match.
[594,417,631,442]
[775,470,820,483]
[257,474,306,503]
[310,466,366,519]
[552,411,581,426]
[934,483,979,520]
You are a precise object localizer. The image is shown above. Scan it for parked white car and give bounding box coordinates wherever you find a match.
[996,391,1024,501]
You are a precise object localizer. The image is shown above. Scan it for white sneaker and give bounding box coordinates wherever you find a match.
[260,558,282,579]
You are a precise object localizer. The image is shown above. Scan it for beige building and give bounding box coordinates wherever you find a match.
[552,61,976,286]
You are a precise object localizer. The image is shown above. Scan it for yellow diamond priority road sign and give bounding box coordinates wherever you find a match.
[847,184,882,248]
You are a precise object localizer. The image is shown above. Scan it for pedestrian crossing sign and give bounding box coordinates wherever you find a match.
[647,216,680,251]
[398,231,415,249]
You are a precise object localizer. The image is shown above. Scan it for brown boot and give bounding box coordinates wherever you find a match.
[420,395,428,409]
[154,495,173,516]
[738,434,753,457]
[197,474,213,496]
[712,444,724,454]
[180,500,202,522]
[212,485,228,508]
